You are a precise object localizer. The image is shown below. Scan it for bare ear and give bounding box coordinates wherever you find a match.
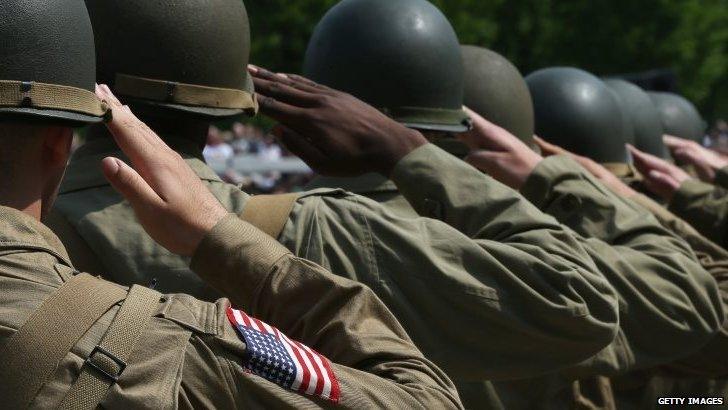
[42,126,73,166]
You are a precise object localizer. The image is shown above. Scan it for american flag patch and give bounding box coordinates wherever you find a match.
[227,307,341,403]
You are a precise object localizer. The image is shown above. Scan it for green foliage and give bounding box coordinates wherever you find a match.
[244,0,727,120]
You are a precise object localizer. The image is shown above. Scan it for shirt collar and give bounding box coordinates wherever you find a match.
[0,206,72,265]
[60,138,223,195]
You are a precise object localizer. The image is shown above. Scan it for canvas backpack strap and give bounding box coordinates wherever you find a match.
[59,284,162,410]
[0,273,126,409]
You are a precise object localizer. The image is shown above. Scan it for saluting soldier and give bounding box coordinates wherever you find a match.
[268,43,723,408]
[49,0,625,393]
[0,0,463,407]
[526,68,728,408]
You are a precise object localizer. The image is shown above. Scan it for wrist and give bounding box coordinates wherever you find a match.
[188,203,229,256]
[380,127,428,176]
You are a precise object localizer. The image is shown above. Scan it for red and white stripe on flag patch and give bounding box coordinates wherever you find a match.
[226,307,341,403]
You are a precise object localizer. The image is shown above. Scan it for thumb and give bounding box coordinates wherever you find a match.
[102,157,164,211]
[533,136,564,157]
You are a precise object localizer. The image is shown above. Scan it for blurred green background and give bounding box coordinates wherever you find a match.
[244,0,727,122]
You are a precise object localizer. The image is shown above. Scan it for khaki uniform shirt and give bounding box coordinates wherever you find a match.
[613,194,728,408]
[312,155,724,409]
[670,179,728,249]
[50,138,620,384]
[1,206,460,408]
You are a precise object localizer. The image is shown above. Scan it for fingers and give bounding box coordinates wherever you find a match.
[96,84,168,162]
[642,169,681,200]
[663,135,693,150]
[252,76,320,107]
[255,93,304,121]
[96,83,122,107]
[249,65,324,95]
[101,157,164,210]
[533,136,568,157]
[272,126,329,172]
[629,144,691,184]
[671,147,700,165]
[458,107,512,151]
[628,144,670,174]
[282,73,328,90]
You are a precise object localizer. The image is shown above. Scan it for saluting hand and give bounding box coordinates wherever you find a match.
[534,137,637,197]
[96,84,228,256]
[663,135,728,183]
[248,65,427,177]
[457,107,542,190]
[628,144,692,201]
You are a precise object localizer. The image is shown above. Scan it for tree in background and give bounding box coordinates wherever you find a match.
[245,0,726,121]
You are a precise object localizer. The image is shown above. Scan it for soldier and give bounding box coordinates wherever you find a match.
[259,46,723,408]
[0,0,463,408]
[50,0,624,389]
[305,45,537,215]
[526,67,728,406]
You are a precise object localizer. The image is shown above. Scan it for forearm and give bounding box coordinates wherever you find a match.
[521,156,723,373]
[392,144,580,243]
[626,193,728,377]
[670,180,728,248]
[191,215,460,407]
[389,144,621,357]
[289,195,620,381]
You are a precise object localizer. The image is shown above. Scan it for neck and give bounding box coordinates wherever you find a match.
[16,201,41,220]
[0,193,43,220]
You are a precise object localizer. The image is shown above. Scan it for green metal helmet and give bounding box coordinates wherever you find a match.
[605,79,668,159]
[648,92,705,143]
[526,67,629,164]
[462,45,535,146]
[0,0,107,125]
[85,0,257,119]
[303,0,470,133]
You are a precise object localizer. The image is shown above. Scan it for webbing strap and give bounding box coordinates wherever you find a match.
[240,193,299,239]
[0,80,109,117]
[115,73,259,114]
[0,273,126,409]
[59,285,161,410]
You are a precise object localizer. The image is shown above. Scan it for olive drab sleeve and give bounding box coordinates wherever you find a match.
[630,193,728,377]
[189,214,462,408]
[392,146,721,375]
[670,179,728,249]
[283,143,619,381]
[519,155,723,375]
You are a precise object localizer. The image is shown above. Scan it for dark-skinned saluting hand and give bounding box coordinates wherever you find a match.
[248,65,427,177]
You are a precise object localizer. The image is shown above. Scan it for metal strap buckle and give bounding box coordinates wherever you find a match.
[85,345,126,383]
